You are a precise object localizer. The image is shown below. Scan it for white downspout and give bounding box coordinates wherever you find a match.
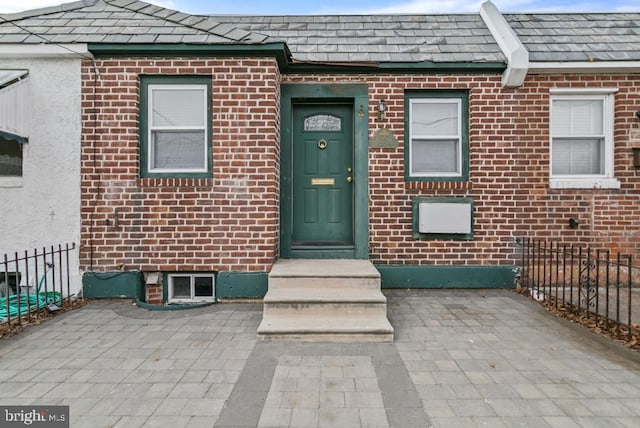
[480,0,529,88]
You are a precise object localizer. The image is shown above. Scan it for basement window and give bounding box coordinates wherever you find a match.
[168,273,215,303]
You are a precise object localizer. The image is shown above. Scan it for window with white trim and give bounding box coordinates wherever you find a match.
[549,90,619,189]
[140,76,211,178]
[404,90,469,181]
[168,273,215,303]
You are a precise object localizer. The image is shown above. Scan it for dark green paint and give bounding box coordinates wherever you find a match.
[216,271,268,298]
[404,90,470,182]
[376,61,505,72]
[281,84,369,259]
[88,43,291,68]
[412,196,474,240]
[289,247,356,259]
[292,104,353,244]
[82,271,144,299]
[376,265,519,289]
[282,62,505,74]
[139,75,213,178]
[87,44,505,75]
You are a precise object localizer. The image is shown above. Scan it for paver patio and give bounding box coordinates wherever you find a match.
[1,289,639,427]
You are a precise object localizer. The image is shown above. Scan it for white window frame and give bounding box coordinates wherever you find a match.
[549,88,620,189]
[167,273,215,303]
[147,84,208,174]
[408,98,462,178]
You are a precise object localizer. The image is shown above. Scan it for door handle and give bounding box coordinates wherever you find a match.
[347,177,353,183]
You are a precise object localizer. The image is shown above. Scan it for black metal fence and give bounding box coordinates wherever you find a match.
[517,237,639,343]
[1,243,76,325]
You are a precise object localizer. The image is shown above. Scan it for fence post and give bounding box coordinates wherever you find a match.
[627,255,633,341]
[616,252,621,334]
[3,254,10,324]
[605,250,610,331]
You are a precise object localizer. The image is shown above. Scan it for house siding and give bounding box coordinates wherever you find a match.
[80,58,281,280]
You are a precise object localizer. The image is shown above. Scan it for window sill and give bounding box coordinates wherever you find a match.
[405,181,472,191]
[549,178,621,189]
[137,177,213,188]
[0,177,23,188]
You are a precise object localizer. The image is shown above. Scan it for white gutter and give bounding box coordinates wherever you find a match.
[480,0,529,88]
[529,61,640,74]
[0,44,92,59]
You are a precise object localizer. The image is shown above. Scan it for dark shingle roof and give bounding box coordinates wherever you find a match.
[2,0,640,66]
[208,14,505,63]
[0,0,275,45]
[506,13,640,62]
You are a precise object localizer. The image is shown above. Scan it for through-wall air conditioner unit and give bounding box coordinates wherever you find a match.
[418,202,472,234]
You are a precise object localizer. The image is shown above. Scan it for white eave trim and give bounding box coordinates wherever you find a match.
[530,61,640,74]
[480,0,529,88]
[0,43,92,59]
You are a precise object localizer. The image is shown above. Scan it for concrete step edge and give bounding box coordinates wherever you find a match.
[257,315,394,334]
[263,289,387,304]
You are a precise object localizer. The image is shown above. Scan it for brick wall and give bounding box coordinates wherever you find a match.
[284,73,640,265]
[80,57,281,273]
[81,64,640,275]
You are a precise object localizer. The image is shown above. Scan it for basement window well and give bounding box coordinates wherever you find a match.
[168,273,215,303]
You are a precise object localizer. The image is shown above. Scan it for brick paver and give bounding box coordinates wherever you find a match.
[1,290,639,427]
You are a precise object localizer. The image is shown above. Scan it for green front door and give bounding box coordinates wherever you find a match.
[292,103,354,246]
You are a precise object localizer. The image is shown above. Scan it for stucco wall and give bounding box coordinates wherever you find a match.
[0,57,82,295]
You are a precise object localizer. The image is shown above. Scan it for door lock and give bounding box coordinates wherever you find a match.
[347,167,352,173]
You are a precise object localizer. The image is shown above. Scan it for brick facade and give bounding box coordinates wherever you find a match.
[81,62,640,279]
[284,73,640,265]
[80,57,281,274]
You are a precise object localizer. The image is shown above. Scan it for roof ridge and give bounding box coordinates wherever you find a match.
[0,0,93,22]
[0,0,275,45]
[103,0,272,44]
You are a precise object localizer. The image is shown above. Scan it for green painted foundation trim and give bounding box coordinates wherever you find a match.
[82,271,144,299]
[216,271,268,298]
[280,83,370,259]
[376,265,519,289]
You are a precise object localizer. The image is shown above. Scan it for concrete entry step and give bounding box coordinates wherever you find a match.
[258,259,394,342]
[263,287,388,303]
[257,314,394,343]
[269,258,381,278]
